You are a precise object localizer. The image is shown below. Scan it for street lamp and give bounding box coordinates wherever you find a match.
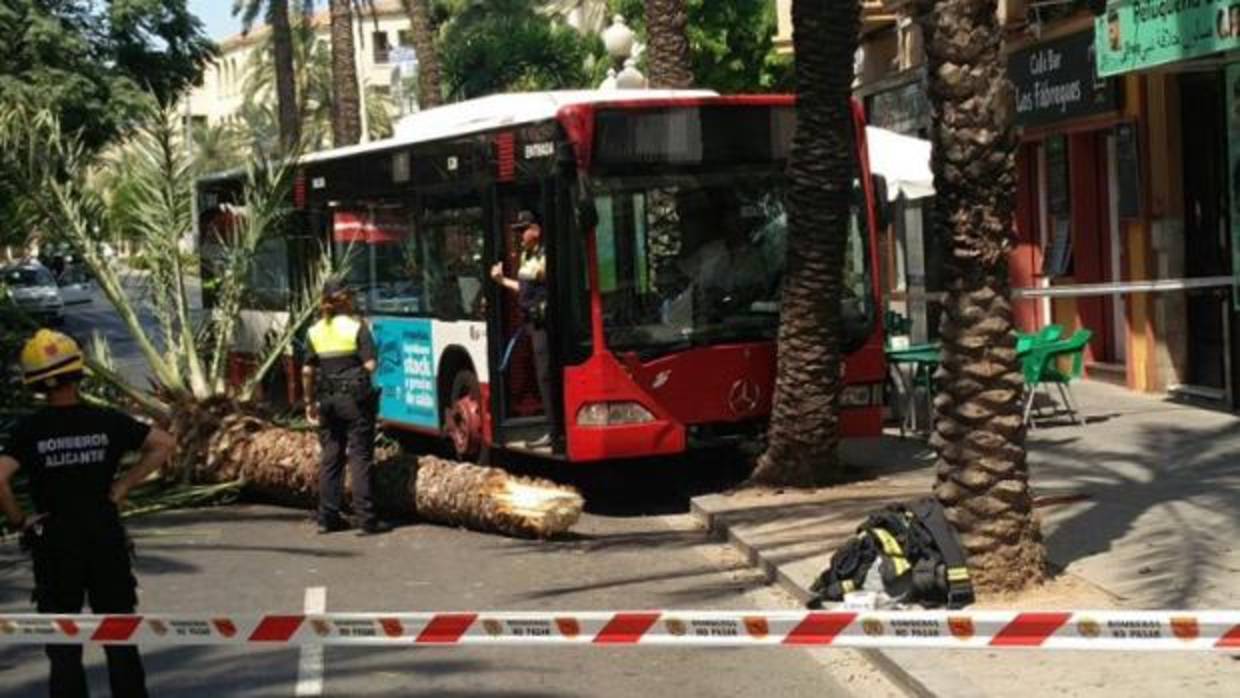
[600,15,646,89]
[602,15,635,63]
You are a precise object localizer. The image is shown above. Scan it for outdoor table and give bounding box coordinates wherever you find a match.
[886,343,941,435]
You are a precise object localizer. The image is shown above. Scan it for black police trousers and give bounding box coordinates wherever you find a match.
[318,391,377,527]
[31,517,147,698]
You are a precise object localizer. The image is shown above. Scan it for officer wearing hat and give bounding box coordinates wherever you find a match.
[0,329,175,698]
[302,280,391,535]
[490,210,559,449]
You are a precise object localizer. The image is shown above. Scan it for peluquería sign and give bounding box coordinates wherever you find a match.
[1095,0,1240,77]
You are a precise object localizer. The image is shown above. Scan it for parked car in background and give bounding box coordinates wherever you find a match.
[57,263,95,307]
[1,262,65,325]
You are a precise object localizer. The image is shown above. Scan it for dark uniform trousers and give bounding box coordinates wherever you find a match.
[318,385,377,526]
[32,517,147,698]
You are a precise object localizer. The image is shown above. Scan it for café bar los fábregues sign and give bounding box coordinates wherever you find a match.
[1095,0,1240,77]
[1009,30,1120,128]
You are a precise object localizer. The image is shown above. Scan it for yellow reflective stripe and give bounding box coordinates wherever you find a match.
[871,529,910,576]
[841,580,855,593]
[308,316,361,356]
[947,567,971,582]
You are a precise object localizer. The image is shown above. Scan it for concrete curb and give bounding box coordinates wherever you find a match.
[689,497,936,698]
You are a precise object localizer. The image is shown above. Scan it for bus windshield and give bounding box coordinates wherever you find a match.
[590,172,873,357]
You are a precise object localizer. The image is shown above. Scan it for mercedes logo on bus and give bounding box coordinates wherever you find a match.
[728,378,762,415]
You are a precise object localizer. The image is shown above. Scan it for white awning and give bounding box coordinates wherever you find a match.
[866,126,935,202]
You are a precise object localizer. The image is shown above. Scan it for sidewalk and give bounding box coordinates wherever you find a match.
[692,380,1240,696]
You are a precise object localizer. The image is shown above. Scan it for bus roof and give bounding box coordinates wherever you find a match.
[197,90,730,183]
[304,90,719,163]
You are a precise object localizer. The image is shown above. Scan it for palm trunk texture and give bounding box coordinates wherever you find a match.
[751,0,859,486]
[329,0,363,146]
[644,0,694,89]
[201,417,583,538]
[919,0,1047,592]
[270,0,301,151]
[402,0,443,109]
[414,456,584,538]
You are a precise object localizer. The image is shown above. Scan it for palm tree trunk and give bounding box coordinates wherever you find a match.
[329,0,363,146]
[644,0,694,89]
[269,0,301,151]
[414,456,584,538]
[918,0,1046,592]
[203,419,583,537]
[751,0,859,486]
[402,0,443,108]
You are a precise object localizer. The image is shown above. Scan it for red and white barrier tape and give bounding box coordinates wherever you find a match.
[1,611,1238,650]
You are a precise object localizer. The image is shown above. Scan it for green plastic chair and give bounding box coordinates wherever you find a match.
[1016,323,1064,356]
[1022,328,1091,427]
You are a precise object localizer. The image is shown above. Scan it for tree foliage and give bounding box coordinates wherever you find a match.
[610,0,792,93]
[243,14,335,154]
[233,0,310,150]
[238,11,393,157]
[0,0,214,149]
[0,101,328,419]
[439,0,603,99]
[0,0,214,251]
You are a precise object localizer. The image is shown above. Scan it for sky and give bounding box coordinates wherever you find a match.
[188,0,244,41]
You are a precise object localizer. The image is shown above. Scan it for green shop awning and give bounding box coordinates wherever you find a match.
[1095,0,1240,77]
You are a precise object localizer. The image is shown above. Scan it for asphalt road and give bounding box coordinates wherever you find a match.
[2,267,903,696]
[0,506,899,698]
[60,268,200,387]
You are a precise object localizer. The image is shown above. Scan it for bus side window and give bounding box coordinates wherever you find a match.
[593,193,652,296]
[369,206,423,316]
[330,209,372,308]
[421,197,485,322]
[245,237,292,310]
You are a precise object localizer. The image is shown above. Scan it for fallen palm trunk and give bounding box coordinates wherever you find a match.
[414,455,584,538]
[203,414,411,513]
[202,416,582,537]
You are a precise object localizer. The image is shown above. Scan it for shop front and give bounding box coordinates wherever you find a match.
[1009,25,1129,380]
[1094,0,1240,405]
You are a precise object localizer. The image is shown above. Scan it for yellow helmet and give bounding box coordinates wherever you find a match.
[20,329,84,386]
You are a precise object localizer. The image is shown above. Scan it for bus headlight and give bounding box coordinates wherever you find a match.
[576,402,656,427]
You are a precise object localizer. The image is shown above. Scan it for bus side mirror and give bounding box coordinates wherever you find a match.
[871,174,890,230]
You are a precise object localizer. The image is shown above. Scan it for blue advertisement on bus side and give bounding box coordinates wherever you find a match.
[372,317,438,429]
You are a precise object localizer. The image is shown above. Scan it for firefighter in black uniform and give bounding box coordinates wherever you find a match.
[302,280,391,535]
[0,329,175,698]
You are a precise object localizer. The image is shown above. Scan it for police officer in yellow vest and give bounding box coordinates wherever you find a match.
[302,281,391,535]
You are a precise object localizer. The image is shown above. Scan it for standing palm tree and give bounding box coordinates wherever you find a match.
[234,1,304,151]
[402,0,444,109]
[751,0,859,486]
[644,0,694,89]
[243,15,334,152]
[329,0,363,145]
[191,121,245,175]
[917,0,1046,592]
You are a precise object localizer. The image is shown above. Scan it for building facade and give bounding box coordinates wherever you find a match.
[187,1,411,128]
[1009,0,1239,407]
[187,0,610,128]
[778,0,1240,408]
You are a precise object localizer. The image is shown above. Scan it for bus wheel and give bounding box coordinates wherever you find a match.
[444,370,484,462]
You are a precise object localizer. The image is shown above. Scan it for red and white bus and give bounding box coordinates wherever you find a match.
[197,91,887,463]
